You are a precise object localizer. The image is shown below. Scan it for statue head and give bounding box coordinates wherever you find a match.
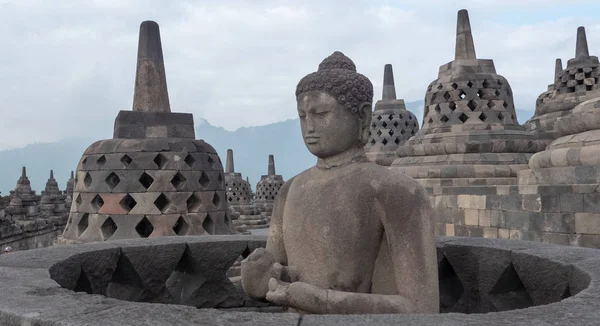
[296,51,373,158]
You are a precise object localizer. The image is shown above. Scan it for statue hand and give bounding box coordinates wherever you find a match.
[270,262,300,283]
[241,248,275,300]
[265,277,292,306]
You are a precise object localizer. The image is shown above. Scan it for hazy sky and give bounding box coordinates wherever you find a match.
[1,0,599,150]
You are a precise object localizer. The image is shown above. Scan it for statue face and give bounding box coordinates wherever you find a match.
[297,91,361,158]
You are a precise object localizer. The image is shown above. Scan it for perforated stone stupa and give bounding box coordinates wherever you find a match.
[366,64,419,166]
[60,21,234,243]
[39,170,67,217]
[525,27,600,141]
[224,149,252,208]
[392,9,543,185]
[254,155,284,216]
[5,167,38,219]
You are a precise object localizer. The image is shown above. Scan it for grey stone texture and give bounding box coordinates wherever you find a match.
[1,236,600,325]
[391,9,544,181]
[242,52,438,314]
[365,64,420,166]
[525,27,600,140]
[60,21,233,244]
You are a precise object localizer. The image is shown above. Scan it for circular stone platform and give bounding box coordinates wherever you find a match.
[0,236,599,325]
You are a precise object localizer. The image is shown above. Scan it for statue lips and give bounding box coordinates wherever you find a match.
[304,136,320,144]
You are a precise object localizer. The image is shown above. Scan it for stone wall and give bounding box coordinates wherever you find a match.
[0,216,67,251]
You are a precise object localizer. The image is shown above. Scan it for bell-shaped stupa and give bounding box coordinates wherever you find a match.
[60,21,234,243]
[525,27,600,141]
[391,9,543,185]
[254,155,284,216]
[365,64,419,166]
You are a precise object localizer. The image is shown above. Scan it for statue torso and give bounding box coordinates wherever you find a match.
[282,162,386,293]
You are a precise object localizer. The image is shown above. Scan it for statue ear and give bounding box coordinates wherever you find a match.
[357,102,372,147]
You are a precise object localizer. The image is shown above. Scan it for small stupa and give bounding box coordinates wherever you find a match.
[255,155,284,217]
[60,21,234,243]
[525,27,600,141]
[39,170,66,217]
[5,167,37,219]
[365,64,419,166]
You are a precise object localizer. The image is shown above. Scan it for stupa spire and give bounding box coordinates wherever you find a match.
[268,155,275,176]
[49,170,54,180]
[132,20,171,113]
[576,26,590,58]
[554,58,563,81]
[21,166,26,179]
[70,171,74,179]
[382,64,397,100]
[455,9,477,60]
[226,149,235,173]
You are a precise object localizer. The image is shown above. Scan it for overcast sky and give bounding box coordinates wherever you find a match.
[1,0,599,150]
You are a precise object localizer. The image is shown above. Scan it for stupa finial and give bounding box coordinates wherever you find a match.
[21,166,26,178]
[455,9,477,60]
[49,170,54,180]
[554,58,563,81]
[576,26,590,58]
[382,64,397,100]
[226,149,235,173]
[70,170,74,179]
[268,155,275,176]
[132,21,171,113]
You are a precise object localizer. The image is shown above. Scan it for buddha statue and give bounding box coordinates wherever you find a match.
[240,51,439,314]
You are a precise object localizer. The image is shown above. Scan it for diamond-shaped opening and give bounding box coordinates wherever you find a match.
[382,121,387,128]
[482,79,490,88]
[434,104,441,113]
[467,100,477,111]
[121,155,133,167]
[487,100,496,109]
[388,129,394,136]
[199,172,211,189]
[186,193,202,212]
[428,117,433,124]
[443,92,451,100]
[138,172,154,189]
[498,112,504,121]
[458,113,469,123]
[203,214,215,235]
[394,137,401,145]
[448,102,456,111]
[207,155,215,166]
[371,122,376,128]
[119,194,137,212]
[154,193,171,213]
[451,82,458,90]
[212,192,221,209]
[437,84,443,90]
[77,213,89,237]
[154,154,167,169]
[75,193,82,209]
[184,154,196,168]
[400,129,406,135]
[91,195,104,211]
[376,115,382,121]
[438,257,464,313]
[495,89,501,97]
[173,216,190,236]
[393,121,400,128]
[171,172,187,190]
[370,138,376,145]
[497,79,504,87]
[388,114,394,120]
[82,157,88,166]
[105,172,120,190]
[84,173,92,188]
[503,101,509,109]
[377,130,383,137]
[101,217,117,240]
[489,263,533,311]
[440,115,449,123]
[217,172,223,184]
[459,90,466,99]
[467,81,473,88]
[135,217,154,238]
[382,138,388,145]
[97,155,107,168]
[479,112,487,122]
[476,89,484,98]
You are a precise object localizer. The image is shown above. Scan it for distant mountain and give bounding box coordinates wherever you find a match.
[0,100,533,193]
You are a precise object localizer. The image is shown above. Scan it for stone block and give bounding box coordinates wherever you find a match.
[560,193,584,212]
[445,223,455,236]
[509,229,542,242]
[478,210,491,227]
[583,193,600,213]
[498,228,510,239]
[113,111,195,139]
[575,213,600,235]
[580,234,600,248]
[521,194,542,212]
[465,209,479,226]
[482,227,498,238]
[540,195,561,213]
[542,212,575,233]
[541,232,571,246]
